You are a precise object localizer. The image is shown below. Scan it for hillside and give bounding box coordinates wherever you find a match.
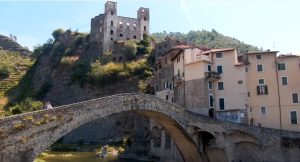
[152,29,259,53]
[0,50,34,117]
[0,34,31,55]
[5,29,152,113]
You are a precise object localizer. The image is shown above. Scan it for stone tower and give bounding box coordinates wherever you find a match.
[90,1,150,54]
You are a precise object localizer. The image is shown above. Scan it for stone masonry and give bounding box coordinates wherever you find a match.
[90,1,149,53]
[1,93,300,162]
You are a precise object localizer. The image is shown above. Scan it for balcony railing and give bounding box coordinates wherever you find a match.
[173,74,183,84]
[204,71,221,80]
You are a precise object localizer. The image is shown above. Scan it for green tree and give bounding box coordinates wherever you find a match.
[52,28,65,40]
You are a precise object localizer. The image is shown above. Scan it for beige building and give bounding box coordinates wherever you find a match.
[202,49,248,123]
[277,55,300,131]
[154,45,300,132]
[246,52,300,131]
[158,46,248,123]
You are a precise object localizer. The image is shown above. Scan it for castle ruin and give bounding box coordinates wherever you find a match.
[90,1,150,53]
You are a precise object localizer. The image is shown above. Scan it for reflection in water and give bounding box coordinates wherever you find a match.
[35,151,120,162]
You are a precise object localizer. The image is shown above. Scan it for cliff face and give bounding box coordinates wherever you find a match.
[0,34,31,55]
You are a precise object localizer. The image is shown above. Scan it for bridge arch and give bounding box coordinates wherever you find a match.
[0,93,202,162]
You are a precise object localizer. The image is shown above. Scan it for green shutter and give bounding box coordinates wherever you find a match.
[265,86,268,95]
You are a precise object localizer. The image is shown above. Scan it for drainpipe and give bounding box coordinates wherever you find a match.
[183,50,186,109]
[275,54,282,129]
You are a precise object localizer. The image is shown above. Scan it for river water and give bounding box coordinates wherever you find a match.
[35,151,149,162]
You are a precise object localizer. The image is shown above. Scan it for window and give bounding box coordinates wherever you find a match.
[258,79,265,85]
[256,54,262,60]
[166,95,169,101]
[282,77,288,85]
[133,35,137,39]
[278,63,286,71]
[178,88,181,97]
[209,95,214,108]
[257,85,268,95]
[238,80,243,84]
[218,82,224,90]
[110,30,114,35]
[110,21,113,26]
[171,97,174,102]
[216,52,222,58]
[261,106,267,115]
[245,67,248,72]
[257,64,263,72]
[292,93,299,103]
[208,65,211,72]
[119,34,123,37]
[111,11,114,15]
[110,37,113,41]
[144,26,147,31]
[291,111,298,124]
[248,92,251,97]
[144,16,147,21]
[219,98,225,110]
[217,65,223,74]
[208,81,213,90]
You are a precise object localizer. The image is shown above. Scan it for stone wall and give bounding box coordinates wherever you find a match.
[185,78,209,115]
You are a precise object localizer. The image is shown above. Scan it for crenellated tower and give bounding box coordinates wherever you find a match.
[90,1,150,54]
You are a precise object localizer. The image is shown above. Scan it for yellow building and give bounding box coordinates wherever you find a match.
[246,52,300,131]
[277,55,300,131]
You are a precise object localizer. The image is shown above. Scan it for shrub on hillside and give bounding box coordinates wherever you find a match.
[125,59,147,75]
[0,64,12,78]
[88,61,128,85]
[124,40,138,60]
[60,56,79,66]
[10,98,43,114]
[71,61,90,85]
[52,28,65,40]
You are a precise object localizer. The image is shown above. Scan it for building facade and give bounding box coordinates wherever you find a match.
[246,52,300,131]
[90,1,149,53]
[153,43,300,131]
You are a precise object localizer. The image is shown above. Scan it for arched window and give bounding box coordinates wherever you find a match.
[110,30,113,35]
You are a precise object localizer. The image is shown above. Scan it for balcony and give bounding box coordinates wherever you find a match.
[173,74,183,85]
[205,71,221,80]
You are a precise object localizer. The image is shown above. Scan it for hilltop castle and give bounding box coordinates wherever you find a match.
[90,1,150,53]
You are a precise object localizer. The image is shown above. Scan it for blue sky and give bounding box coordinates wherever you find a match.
[0,0,299,54]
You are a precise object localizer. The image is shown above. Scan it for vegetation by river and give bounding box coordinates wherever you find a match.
[34,151,120,162]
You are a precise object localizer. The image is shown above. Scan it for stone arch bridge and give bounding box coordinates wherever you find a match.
[0,93,300,162]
